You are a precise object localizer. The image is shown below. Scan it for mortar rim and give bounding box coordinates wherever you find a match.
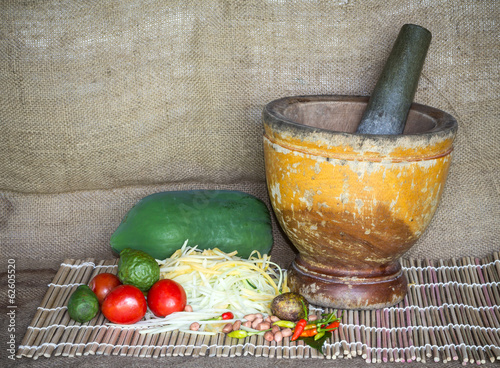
[263,94,458,142]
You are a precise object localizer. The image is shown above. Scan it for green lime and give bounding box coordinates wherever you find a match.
[67,285,99,323]
[117,248,160,292]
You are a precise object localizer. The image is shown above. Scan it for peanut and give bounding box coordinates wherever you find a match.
[251,318,263,329]
[308,314,318,321]
[264,331,274,342]
[243,314,257,322]
[271,325,280,334]
[242,321,252,328]
[232,320,242,331]
[257,322,271,331]
[270,315,280,323]
[274,331,283,342]
[281,328,293,337]
[222,323,233,333]
[189,322,200,331]
[184,305,193,312]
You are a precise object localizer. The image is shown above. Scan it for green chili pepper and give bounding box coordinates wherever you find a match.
[228,330,248,339]
[272,320,295,328]
[228,328,271,339]
[314,331,326,341]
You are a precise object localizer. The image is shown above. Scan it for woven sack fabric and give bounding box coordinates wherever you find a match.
[0,0,499,267]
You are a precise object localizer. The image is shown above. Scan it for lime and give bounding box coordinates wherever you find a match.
[67,285,99,323]
[117,248,160,292]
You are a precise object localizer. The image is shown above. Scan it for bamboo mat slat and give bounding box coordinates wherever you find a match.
[16,252,500,364]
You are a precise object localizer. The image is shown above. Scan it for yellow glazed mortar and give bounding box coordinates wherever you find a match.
[263,95,458,309]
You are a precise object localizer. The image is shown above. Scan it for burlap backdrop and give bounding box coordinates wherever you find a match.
[1,0,499,269]
[1,2,499,368]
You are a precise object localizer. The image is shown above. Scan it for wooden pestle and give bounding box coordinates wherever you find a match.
[356,24,432,135]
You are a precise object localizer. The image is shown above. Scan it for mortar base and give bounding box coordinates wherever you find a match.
[288,260,407,310]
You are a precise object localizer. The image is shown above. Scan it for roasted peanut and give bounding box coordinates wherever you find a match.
[243,314,257,322]
[281,328,293,337]
[308,314,318,321]
[264,316,272,323]
[274,331,283,342]
[251,317,263,329]
[242,321,252,328]
[190,322,200,331]
[232,320,242,331]
[255,313,263,320]
[271,325,280,334]
[264,331,274,342]
[270,315,280,323]
[257,322,271,331]
[222,323,233,333]
[184,305,193,312]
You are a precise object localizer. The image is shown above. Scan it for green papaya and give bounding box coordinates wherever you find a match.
[110,190,273,259]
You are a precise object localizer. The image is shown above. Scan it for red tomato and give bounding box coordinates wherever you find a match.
[147,279,187,317]
[101,285,147,324]
[89,273,122,305]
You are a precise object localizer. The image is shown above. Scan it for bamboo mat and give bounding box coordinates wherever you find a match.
[17,252,500,364]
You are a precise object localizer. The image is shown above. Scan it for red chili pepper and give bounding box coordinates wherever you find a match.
[291,319,307,341]
[299,326,318,337]
[221,312,234,320]
[323,320,340,331]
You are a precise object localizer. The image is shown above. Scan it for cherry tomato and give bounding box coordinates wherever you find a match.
[221,312,234,320]
[101,285,147,324]
[89,273,122,305]
[147,279,187,317]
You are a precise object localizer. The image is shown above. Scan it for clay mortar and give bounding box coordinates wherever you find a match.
[263,95,457,309]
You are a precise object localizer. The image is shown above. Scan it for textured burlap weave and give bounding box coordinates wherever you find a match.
[1,0,498,266]
[0,1,499,366]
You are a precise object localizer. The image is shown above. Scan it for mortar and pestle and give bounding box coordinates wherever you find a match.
[263,25,458,309]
